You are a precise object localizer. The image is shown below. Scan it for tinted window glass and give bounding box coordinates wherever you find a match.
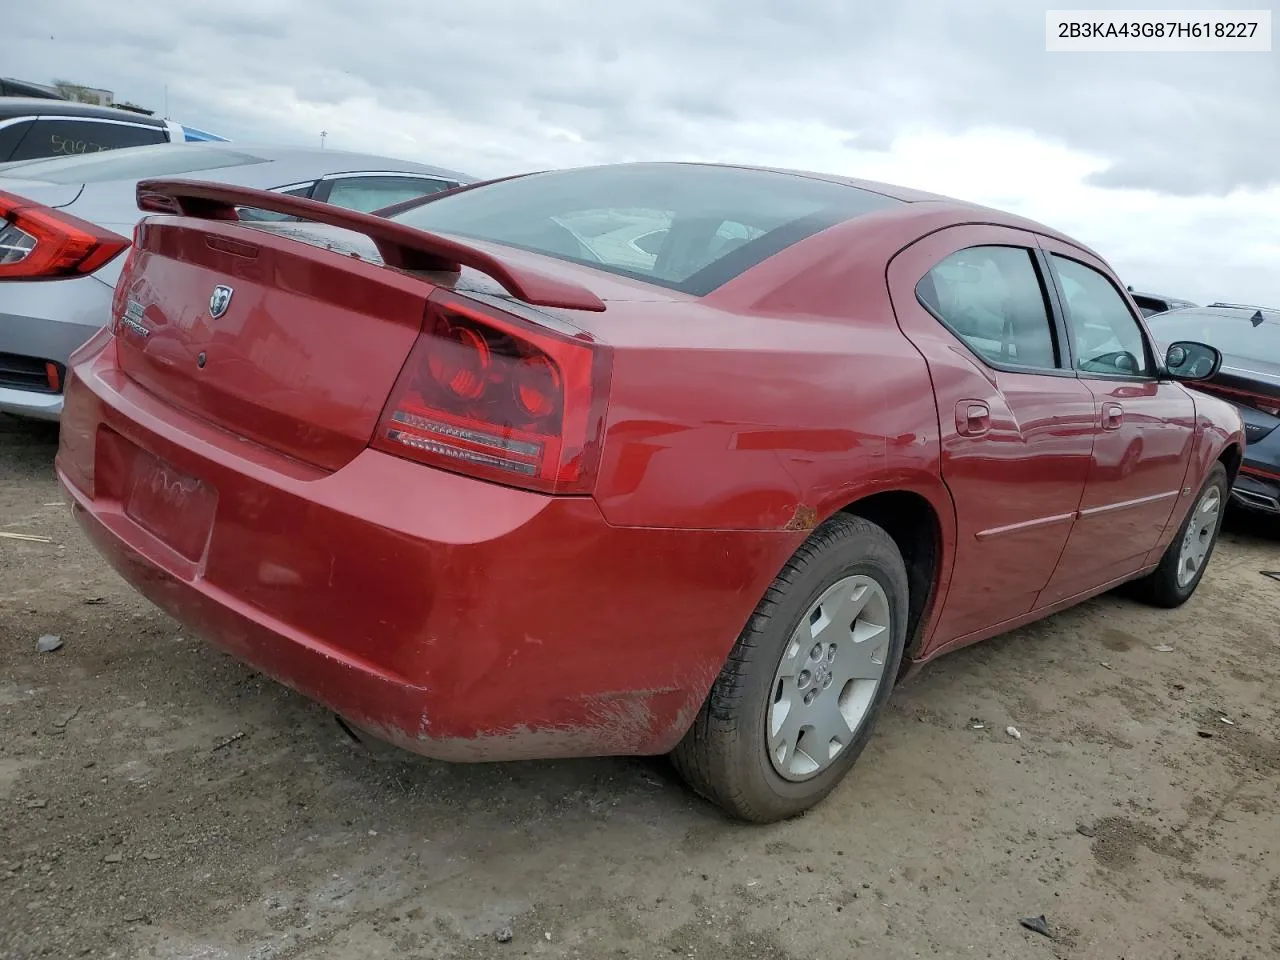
[237,183,316,222]
[917,245,1059,369]
[1147,308,1280,363]
[391,163,902,295]
[1052,255,1151,377]
[0,142,266,183]
[325,176,452,213]
[8,119,168,163]
[0,120,33,162]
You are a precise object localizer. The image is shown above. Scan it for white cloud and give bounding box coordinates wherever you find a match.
[7,0,1279,306]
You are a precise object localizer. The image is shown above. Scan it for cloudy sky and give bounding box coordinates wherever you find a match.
[9,0,1279,306]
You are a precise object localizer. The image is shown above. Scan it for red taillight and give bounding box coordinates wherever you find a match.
[371,290,611,495]
[0,190,130,280]
[45,362,61,392]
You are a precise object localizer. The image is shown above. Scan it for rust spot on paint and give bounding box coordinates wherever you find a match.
[783,504,818,532]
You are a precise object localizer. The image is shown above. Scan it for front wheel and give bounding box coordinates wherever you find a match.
[670,514,909,823]
[1127,462,1229,608]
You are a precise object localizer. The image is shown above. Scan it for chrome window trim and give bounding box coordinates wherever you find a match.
[268,181,319,193]
[0,114,169,132]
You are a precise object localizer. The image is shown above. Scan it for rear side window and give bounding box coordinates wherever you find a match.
[321,176,454,213]
[391,163,902,295]
[916,246,1060,370]
[236,183,317,223]
[7,119,168,163]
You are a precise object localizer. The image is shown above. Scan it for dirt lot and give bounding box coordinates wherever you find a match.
[2,413,1278,960]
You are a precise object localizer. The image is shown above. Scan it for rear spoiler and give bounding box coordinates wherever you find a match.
[134,177,606,313]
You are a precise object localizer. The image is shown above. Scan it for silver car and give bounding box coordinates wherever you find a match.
[0,142,474,420]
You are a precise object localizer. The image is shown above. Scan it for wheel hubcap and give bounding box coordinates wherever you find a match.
[766,575,892,782]
[1177,486,1221,588]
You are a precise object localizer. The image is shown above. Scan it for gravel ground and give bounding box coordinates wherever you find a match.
[2,413,1278,960]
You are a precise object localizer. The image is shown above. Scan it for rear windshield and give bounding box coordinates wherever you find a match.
[0,143,266,184]
[391,163,903,295]
[1147,308,1280,363]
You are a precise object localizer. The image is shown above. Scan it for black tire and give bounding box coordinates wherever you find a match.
[1127,462,1229,608]
[670,513,909,823]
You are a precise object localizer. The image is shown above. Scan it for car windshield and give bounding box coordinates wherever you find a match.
[1147,308,1280,363]
[390,163,902,295]
[0,143,266,183]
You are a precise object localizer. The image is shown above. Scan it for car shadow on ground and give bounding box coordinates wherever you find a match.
[0,413,60,478]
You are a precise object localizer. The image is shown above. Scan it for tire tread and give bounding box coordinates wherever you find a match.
[671,513,906,821]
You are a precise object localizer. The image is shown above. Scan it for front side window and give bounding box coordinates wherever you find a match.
[1052,255,1152,377]
[8,120,168,163]
[916,245,1059,370]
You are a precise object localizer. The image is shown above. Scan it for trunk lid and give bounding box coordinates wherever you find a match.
[113,216,433,471]
[109,178,617,472]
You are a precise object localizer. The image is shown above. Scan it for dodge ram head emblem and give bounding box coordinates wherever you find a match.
[209,285,234,319]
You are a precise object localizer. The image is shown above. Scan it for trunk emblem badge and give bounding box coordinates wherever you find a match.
[209,285,234,319]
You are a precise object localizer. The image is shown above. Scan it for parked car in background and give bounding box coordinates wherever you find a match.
[173,126,228,143]
[56,161,1242,823]
[1127,286,1197,317]
[1,77,66,100]
[0,98,226,163]
[0,142,474,419]
[1147,303,1280,516]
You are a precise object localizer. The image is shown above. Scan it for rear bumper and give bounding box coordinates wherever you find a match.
[57,337,796,762]
[0,272,113,420]
[0,385,62,420]
[1235,429,1280,513]
[1233,471,1280,515]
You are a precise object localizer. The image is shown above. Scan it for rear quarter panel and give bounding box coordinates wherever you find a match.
[591,300,948,535]
[585,204,956,538]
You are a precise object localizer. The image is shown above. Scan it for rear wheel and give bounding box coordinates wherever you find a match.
[671,513,909,823]
[1127,462,1228,608]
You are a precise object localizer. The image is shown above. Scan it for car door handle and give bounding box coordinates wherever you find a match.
[1102,402,1124,430]
[956,400,991,437]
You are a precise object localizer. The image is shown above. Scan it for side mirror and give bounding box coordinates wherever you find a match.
[1165,340,1222,381]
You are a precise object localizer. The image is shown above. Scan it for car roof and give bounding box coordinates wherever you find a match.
[1153,304,1280,325]
[196,143,476,183]
[0,141,476,189]
[0,96,168,127]
[1,78,66,99]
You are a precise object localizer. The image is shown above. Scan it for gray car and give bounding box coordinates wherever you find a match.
[0,142,474,420]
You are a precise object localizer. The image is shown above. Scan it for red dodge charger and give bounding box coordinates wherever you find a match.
[54,162,1244,822]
